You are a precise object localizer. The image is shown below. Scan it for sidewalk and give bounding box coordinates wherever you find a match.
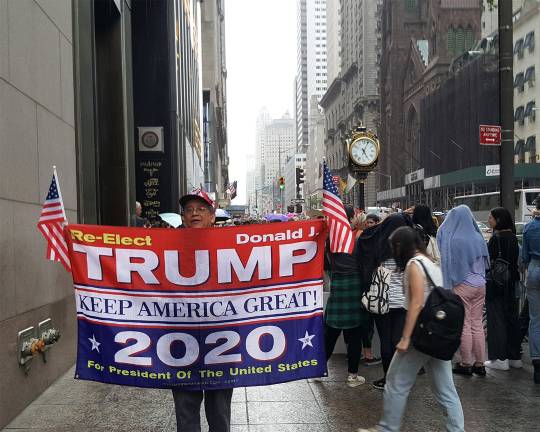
[4,355,540,432]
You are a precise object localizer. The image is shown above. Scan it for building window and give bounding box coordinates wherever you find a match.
[525,66,536,87]
[447,28,455,53]
[514,72,525,92]
[514,38,524,58]
[514,105,525,124]
[405,0,417,12]
[526,135,537,163]
[515,139,526,163]
[524,31,535,52]
[525,101,536,121]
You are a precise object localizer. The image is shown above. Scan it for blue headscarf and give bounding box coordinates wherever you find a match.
[437,205,489,289]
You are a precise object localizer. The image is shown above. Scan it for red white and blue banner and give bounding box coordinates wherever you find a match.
[65,220,327,390]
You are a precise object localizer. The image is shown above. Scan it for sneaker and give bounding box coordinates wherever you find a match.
[484,359,509,371]
[356,428,378,432]
[372,378,385,390]
[347,374,366,387]
[364,357,382,366]
[509,360,523,369]
[472,365,486,376]
[453,363,473,376]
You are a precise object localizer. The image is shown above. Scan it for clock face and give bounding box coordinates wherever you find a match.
[350,138,378,166]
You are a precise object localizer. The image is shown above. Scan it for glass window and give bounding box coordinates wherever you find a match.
[514,72,525,91]
[405,0,417,12]
[514,38,524,56]
[525,66,535,85]
[447,28,456,53]
[526,192,540,206]
[514,105,525,123]
[524,31,535,51]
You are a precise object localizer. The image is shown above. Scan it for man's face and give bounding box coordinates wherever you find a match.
[136,205,142,217]
[182,199,215,228]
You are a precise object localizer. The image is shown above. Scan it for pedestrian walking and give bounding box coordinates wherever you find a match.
[357,227,464,432]
[357,213,413,390]
[323,206,368,387]
[522,201,540,384]
[437,205,489,376]
[412,204,440,264]
[172,190,233,432]
[484,207,522,371]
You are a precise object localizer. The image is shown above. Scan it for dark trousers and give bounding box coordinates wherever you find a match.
[361,314,375,349]
[324,324,364,374]
[172,388,233,432]
[486,284,521,361]
[374,308,407,375]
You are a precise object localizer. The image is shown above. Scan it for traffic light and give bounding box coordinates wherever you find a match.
[295,167,305,185]
[278,176,285,190]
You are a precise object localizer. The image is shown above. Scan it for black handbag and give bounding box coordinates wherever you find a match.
[486,235,511,291]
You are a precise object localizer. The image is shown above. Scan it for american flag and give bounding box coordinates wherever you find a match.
[322,161,354,254]
[228,181,237,200]
[37,170,71,272]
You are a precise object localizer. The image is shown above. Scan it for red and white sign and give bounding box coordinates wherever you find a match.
[479,125,501,146]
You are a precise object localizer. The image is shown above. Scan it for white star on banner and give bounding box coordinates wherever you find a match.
[89,334,101,353]
[298,331,315,350]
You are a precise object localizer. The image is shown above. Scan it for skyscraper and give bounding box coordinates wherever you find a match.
[295,0,328,154]
[255,111,295,213]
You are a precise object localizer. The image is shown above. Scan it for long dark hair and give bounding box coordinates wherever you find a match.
[390,226,427,271]
[490,207,516,233]
[412,205,438,237]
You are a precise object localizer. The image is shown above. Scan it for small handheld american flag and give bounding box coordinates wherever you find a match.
[228,181,237,200]
[322,161,354,254]
[37,167,71,272]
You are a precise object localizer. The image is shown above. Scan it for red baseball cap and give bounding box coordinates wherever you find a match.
[179,188,215,209]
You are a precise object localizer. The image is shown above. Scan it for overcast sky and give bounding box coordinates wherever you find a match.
[224,0,297,205]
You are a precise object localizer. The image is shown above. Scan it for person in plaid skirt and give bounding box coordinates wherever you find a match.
[323,206,370,387]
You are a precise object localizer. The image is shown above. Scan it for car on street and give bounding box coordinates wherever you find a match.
[515,221,526,247]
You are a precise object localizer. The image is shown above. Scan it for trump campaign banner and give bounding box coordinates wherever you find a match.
[65,220,327,390]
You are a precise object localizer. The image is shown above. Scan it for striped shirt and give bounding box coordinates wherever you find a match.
[381,258,405,309]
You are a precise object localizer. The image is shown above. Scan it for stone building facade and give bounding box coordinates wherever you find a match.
[379,0,482,195]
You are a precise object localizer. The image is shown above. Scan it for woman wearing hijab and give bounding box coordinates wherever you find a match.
[356,213,413,390]
[413,205,440,264]
[437,205,489,376]
[484,207,521,371]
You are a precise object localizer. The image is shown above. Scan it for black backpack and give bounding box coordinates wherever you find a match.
[411,260,465,361]
[486,235,511,292]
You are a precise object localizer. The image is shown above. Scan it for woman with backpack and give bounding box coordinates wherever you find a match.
[484,207,521,371]
[356,227,464,432]
[437,205,489,376]
[356,213,413,390]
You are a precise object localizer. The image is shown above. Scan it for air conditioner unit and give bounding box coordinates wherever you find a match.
[138,127,164,152]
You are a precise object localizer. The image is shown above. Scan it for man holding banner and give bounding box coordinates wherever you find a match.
[172,190,233,432]
[64,189,327,432]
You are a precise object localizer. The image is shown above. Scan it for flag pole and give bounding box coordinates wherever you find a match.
[53,165,68,222]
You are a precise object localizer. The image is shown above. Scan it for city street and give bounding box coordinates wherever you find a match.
[4,353,539,432]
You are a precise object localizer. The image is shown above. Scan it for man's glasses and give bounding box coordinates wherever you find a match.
[183,206,212,215]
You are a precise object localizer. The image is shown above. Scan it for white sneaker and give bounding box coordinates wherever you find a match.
[347,374,366,387]
[484,359,509,370]
[509,360,523,369]
[356,428,378,432]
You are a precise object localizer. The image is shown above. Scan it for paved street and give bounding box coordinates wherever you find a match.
[4,354,540,432]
